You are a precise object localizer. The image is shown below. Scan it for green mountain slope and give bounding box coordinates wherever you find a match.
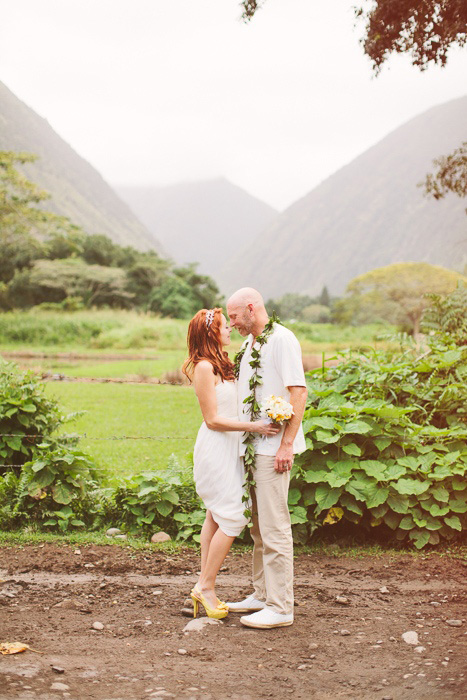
[221,96,467,298]
[116,178,277,278]
[0,81,161,251]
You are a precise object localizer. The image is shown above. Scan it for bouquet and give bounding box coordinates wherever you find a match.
[260,394,294,425]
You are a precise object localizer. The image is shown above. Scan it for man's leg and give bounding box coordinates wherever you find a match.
[254,454,294,615]
[250,486,266,602]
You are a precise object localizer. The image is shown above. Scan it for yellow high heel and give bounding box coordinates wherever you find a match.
[190,587,229,620]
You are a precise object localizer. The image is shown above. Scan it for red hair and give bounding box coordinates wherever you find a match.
[182,308,235,382]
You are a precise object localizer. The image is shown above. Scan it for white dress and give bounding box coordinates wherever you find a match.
[193,380,248,537]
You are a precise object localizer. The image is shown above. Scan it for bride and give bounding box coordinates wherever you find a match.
[182,307,278,619]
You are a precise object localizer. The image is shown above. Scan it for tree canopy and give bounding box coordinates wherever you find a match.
[336,262,466,335]
[422,141,467,208]
[241,1,467,72]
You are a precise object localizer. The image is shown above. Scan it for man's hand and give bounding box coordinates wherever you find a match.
[274,442,294,473]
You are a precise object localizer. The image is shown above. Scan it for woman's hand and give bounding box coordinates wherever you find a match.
[253,420,281,436]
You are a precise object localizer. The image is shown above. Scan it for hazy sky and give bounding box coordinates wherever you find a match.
[2,0,466,210]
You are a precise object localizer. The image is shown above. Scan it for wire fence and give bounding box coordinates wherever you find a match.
[0,432,194,472]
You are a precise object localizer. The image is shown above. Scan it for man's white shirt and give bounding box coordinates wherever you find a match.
[237,323,307,457]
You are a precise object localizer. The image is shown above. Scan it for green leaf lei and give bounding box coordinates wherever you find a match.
[234,313,282,520]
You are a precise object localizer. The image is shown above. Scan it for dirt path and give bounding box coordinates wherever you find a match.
[1,545,466,700]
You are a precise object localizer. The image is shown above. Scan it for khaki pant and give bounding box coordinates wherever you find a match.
[249,454,294,615]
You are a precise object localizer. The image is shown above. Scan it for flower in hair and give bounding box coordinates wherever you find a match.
[205,309,215,328]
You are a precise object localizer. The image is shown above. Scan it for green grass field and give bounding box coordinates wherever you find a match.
[2,311,397,483]
[46,382,201,483]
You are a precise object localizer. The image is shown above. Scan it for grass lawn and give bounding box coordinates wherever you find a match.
[45,382,201,483]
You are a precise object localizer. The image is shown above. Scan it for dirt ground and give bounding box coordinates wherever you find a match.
[1,544,466,700]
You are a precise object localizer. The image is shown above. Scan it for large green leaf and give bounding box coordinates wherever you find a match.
[346,475,379,502]
[387,492,409,514]
[384,464,407,481]
[340,492,363,515]
[383,510,401,530]
[342,443,361,456]
[315,430,340,444]
[342,420,372,435]
[425,501,450,517]
[392,479,430,496]
[52,482,74,505]
[156,500,173,517]
[30,467,55,488]
[314,484,342,512]
[326,472,351,488]
[303,470,329,484]
[399,515,415,530]
[449,497,467,513]
[431,465,455,480]
[444,515,462,531]
[409,529,430,549]
[397,456,419,471]
[290,506,308,524]
[288,488,302,505]
[163,489,180,505]
[431,485,450,503]
[360,460,387,480]
[366,487,389,509]
[374,437,392,452]
[307,416,337,430]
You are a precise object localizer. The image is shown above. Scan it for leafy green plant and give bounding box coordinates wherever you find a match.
[292,336,467,548]
[113,455,202,536]
[422,282,467,346]
[0,361,62,468]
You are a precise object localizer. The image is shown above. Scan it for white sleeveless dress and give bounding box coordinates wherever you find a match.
[193,380,248,537]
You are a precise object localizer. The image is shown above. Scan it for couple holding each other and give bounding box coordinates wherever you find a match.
[182,287,307,629]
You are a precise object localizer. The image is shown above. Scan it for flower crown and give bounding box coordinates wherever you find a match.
[205,309,215,328]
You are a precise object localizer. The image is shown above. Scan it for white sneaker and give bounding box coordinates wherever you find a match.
[225,593,266,613]
[240,607,293,629]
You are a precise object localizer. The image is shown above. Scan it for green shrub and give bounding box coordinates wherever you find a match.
[112,456,202,538]
[292,336,467,548]
[0,361,98,530]
[0,361,62,467]
[0,311,119,345]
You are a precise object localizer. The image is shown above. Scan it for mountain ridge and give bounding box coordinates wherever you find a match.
[220,95,467,298]
[116,178,277,280]
[0,81,161,252]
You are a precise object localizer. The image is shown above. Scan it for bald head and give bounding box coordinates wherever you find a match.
[227,287,268,337]
[227,287,265,310]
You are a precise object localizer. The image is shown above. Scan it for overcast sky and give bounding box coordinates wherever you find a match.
[2,0,466,210]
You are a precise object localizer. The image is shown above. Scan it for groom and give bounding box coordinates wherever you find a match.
[226,288,307,629]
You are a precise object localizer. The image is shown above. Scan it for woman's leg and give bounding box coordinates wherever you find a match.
[199,510,218,577]
[197,527,235,608]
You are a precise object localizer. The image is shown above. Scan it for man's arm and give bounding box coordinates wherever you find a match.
[274,385,308,473]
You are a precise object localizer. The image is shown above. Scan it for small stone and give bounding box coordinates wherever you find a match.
[73,549,81,555]
[340,629,351,636]
[181,608,193,618]
[153,590,163,596]
[51,682,70,691]
[178,649,187,655]
[414,646,426,653]
[106,528,121,537]
[389,636,397,642]
[309,654,316,659]
[446,620,462,627]
[51,666,65,674]
[183,618,223,632]
[403,674,413,679]
[430,601,441,606]
[84,563,95,568]
[379,586,389,594]
[402,631,419,645]
[151,532,171,543]
[115,534,128,540]
[382,696,393,700]
[308,642,319,649]
[335,596,349,605]
[92,621,104,630]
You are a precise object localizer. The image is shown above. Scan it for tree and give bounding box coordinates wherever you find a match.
[318,285,331,307]
[339,262,466,335]
[242,2,467,72]
[265,292,315,320]
[421,141,467,210]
